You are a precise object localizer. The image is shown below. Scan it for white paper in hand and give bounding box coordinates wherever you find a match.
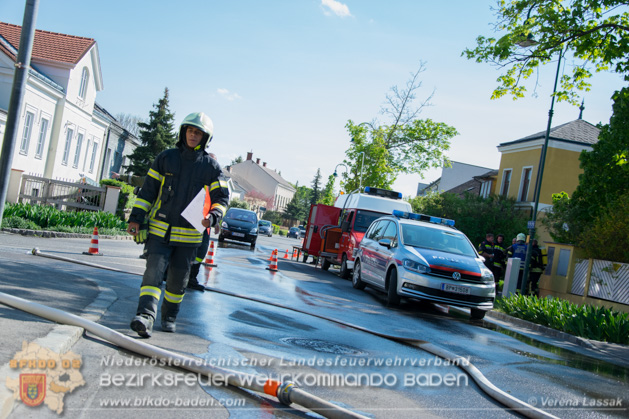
[181,188,206,234]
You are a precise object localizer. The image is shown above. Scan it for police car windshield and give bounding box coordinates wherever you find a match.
[401,224,476,257]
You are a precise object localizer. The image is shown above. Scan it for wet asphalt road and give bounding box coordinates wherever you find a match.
[0,232,627,418]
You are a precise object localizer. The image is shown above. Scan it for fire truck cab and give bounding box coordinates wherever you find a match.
[302,187,412,278]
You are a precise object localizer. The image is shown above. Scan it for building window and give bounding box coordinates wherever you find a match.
[79,67,89,100]
[73,132,84,168]
[62,128,74,165]
[103,148,112,177]
[19,111,35,155]
[35,117,49,159]
[519,167,533,202]
[480,181,492,198]
[89,141,98,173]
[500,169,512,196]
[83,138,92,171]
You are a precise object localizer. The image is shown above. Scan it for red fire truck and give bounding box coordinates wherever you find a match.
[302,187,412,278]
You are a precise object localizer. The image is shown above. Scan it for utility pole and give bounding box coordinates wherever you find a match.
[0,0,40,225]
[521,48,564,295]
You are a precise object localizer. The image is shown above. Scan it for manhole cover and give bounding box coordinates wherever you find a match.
[280,338,366,355]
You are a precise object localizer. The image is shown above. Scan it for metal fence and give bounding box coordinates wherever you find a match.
[18,174,106,212]
[571,258,629,306]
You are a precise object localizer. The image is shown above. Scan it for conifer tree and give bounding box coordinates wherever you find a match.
[126,88,177,177]
[310,169,322,205]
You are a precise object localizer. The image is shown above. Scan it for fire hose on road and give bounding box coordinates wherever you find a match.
[0,248,558,418]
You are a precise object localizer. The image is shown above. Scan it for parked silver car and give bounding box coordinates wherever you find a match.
[352,211,495,319]
[258,220,273,237]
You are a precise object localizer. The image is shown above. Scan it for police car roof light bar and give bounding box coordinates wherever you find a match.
[392,210,455,226]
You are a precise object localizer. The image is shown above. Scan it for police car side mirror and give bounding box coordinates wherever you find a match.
[378,238,392,249]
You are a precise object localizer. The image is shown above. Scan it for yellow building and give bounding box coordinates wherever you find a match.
[496,119,600,241]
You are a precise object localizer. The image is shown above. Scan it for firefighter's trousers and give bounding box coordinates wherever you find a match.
[136,237,196,323]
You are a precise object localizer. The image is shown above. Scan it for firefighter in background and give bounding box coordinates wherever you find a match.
[187,153,220,292]
[127,112,229,337]
[493,234,507,282]
[528,239,546,296]
[507,233,528,292]
[478,233,497,279]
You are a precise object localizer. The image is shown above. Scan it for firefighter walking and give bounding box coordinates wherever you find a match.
[127,112,229,337]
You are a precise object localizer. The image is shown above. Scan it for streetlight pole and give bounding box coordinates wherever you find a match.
[521,47,564,294]
[350,122,371,193]
[0,0,39,225]
[333,163,348,178]
[358,151,365,192]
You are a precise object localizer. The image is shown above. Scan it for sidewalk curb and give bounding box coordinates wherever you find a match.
[0,283,118,419]
[449,305,629,354]
[484,310,599,350]
[1,227,132,240]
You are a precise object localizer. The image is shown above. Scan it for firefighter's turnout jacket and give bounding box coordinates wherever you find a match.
[129,145,229,246]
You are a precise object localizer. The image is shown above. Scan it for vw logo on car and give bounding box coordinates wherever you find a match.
[452,271,461,280]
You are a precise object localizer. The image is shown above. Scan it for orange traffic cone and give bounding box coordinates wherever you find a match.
[266,249,279,272]
[268,248,277,261]
[83,226,102,256]
[292,248,298,259]
[203,241,217,267]
[283,249,290,259]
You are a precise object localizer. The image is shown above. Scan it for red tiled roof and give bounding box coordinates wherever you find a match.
[0,21,94,65]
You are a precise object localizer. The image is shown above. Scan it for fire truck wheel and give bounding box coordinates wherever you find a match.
[386,269,401,306]
[321,258,331,271]
[352,260,366,290]
[339,254,351,279]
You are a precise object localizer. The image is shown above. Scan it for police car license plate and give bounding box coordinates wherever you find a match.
[441,283,470,295]
[232,232,245,237]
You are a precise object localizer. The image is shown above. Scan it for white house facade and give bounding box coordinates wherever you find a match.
[0,21,108,186]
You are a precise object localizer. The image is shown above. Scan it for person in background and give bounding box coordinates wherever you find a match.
[528,239,545,297]
[507,233,528,292]
[478,233,497,279]
[187,153,220,292]
[493,234,507,282]
[127,112,229,337]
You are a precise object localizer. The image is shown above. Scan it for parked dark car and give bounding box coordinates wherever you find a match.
[218,208,258,247]
[258,220,273,237]
[287,227,301,238]
[298,225,306,238]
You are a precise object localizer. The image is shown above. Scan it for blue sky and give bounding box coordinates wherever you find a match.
[1,0,624,197]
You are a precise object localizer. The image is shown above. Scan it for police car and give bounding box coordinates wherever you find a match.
[352,210,495,319]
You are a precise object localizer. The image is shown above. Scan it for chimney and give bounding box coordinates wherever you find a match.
[263,162,267,168]
[256,158,260,165]
[246,152,253,161]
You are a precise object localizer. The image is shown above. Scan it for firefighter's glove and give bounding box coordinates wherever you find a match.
[207,212,220,228]
[133,225,148,244]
